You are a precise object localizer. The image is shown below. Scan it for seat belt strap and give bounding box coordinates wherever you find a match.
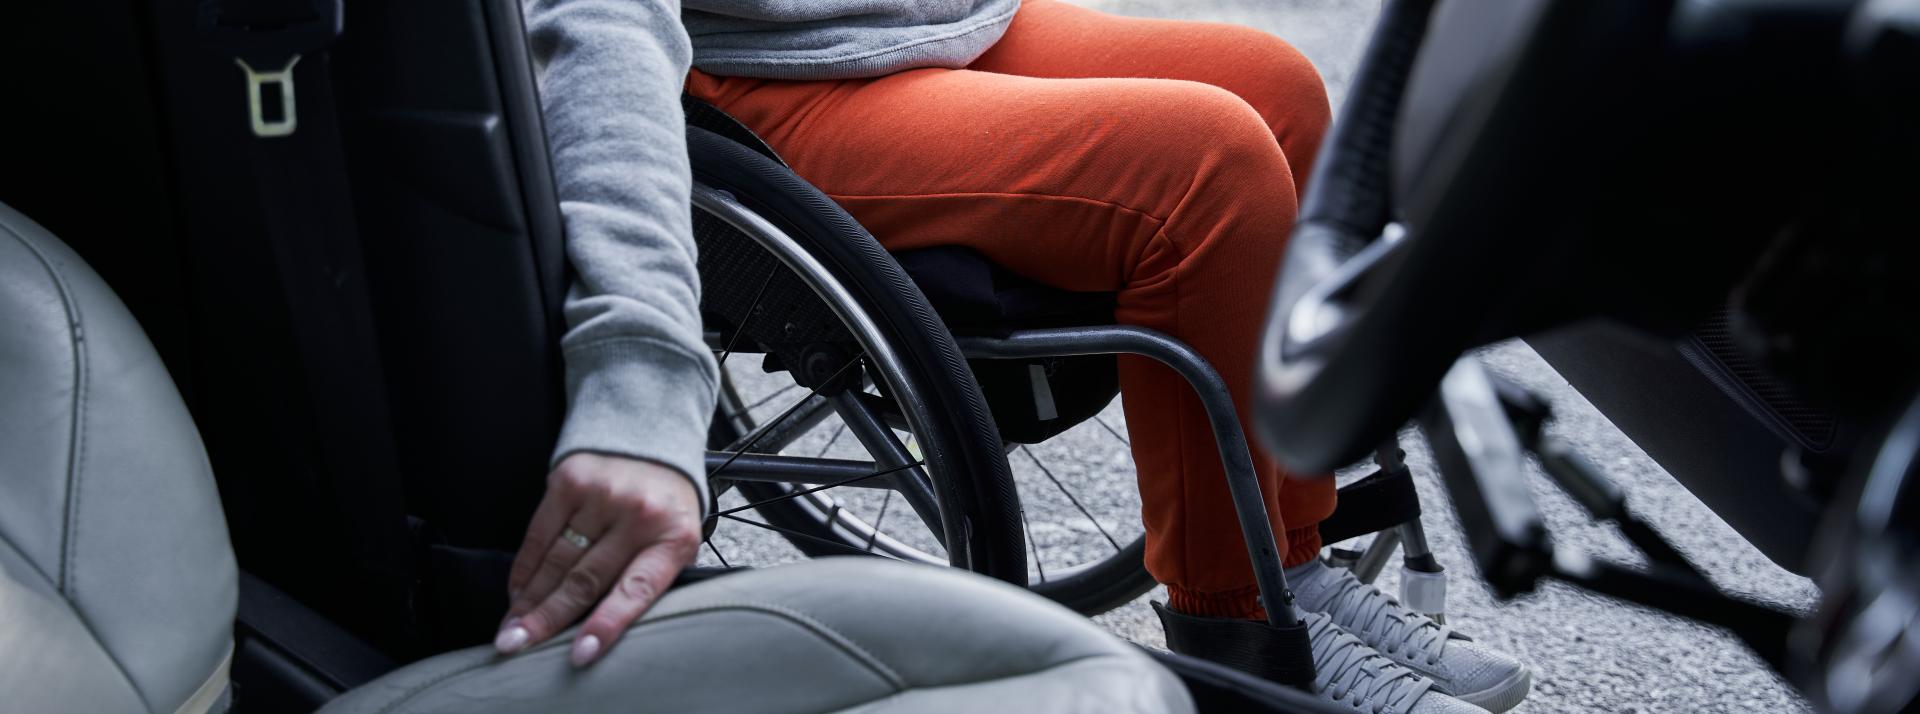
[192,0,422,649]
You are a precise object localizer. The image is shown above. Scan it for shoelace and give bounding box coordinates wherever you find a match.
[1321,568,1452,667]
[1305,612,1435,714]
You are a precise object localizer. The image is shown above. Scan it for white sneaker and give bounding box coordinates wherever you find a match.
[1302,611,1487,714]
[1291,559,1533,712]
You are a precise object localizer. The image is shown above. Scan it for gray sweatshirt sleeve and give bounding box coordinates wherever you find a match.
[524,0,717,515]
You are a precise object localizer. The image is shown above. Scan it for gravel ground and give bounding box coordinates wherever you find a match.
[697,2,1820,710]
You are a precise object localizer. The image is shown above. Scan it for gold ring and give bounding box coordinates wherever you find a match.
[561,527,592,549]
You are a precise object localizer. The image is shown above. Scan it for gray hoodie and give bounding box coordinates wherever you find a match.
[685,0,1021,79]
[524,0,1017,514]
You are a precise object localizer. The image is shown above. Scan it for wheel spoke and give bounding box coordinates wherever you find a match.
[714,375,754,444]
[714,381,794,437]
[711,459,927,519]
[706,540,732,569]
[709,354,864,478]
[1020,445,1121,552]
[833,391,944,540]
[716,265,780,370]
[719,513,882,558]
[725,395,834,455]
[743,383,801,414]
[814,422,847,458]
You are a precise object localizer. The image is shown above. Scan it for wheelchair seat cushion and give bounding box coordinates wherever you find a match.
[893,245,1116,336]
[318,559,1193,713]
[895,247,1123,444]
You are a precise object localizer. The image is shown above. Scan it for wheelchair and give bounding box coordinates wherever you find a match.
[681,97,1449,622]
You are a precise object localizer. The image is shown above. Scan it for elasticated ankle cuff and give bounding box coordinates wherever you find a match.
[1166,526,1323,618]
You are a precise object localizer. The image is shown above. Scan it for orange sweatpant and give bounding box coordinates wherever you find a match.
[689,0,1336,618]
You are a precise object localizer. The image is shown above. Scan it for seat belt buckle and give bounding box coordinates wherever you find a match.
[196,0,344,139]
[234,56,302,138]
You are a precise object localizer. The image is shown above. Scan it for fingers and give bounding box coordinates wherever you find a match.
[503,526,643,653]
[572,539,697,666]
[505,510,609,620]
[496,455,705,663]
[506,484,580,599]
[495,522,609,654]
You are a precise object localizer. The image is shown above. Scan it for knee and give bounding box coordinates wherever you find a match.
[1134,81,1294,181]
[1055,80,1297,268]
[1215,28,1332,149]
[1158,82,1299,204]
[1122,82,1299,252]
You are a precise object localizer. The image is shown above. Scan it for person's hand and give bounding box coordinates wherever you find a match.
[495,452,702,666]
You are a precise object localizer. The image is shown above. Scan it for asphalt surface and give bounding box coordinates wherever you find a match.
[697,2,1820,710]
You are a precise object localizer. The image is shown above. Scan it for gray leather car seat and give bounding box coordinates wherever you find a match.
[0,202,238,713]
[322,559,1188,713]
[0,202,1193,714]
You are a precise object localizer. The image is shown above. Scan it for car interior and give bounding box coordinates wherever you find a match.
[3,0,1916,711]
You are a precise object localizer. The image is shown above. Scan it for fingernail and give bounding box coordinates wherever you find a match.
[570,634,602,667]
[494,625,530,654]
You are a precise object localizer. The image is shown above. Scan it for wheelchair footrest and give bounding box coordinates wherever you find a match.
[1318,465,1422,545]
[1153,601,1316,690]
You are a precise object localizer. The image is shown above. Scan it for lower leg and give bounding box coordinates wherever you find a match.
[1105,112,1336,622]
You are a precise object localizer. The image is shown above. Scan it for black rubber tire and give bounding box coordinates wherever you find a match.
[690,126,1028,587]
[1029,540,1159,616]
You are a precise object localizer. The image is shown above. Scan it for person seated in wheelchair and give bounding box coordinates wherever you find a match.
[500,0,1529,711]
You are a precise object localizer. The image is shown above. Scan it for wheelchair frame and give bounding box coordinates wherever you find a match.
[693,177,1447,628]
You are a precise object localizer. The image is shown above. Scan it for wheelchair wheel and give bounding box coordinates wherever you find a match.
[691,126,1025,588]
[690,127,1157,614]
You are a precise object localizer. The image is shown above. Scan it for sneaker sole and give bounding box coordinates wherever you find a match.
[1452,667,1532,713]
